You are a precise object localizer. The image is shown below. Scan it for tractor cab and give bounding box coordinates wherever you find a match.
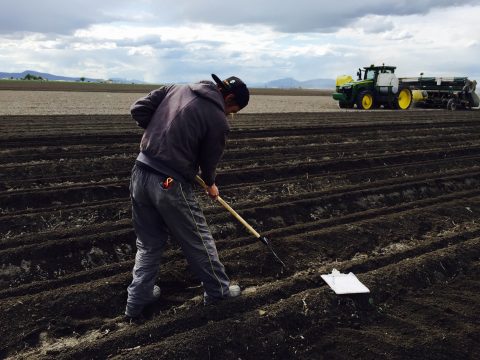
[358,65,397,82]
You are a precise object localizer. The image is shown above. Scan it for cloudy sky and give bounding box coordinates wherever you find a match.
[1,0,480,84]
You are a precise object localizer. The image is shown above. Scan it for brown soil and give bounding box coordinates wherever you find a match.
[0,80,331,96]
[1,111,479,359]
[0,91,337,115]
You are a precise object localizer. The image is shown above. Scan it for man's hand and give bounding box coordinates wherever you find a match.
[206,184,219,199]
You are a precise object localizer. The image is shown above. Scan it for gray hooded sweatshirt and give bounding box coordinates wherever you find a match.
[130,81,229,186]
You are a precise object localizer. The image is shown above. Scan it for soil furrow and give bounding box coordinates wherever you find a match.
[1,188,479,356]
[1,111,479,359]
[30,238,480,360]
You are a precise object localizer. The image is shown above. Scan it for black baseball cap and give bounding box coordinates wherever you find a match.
[211,74,249,109]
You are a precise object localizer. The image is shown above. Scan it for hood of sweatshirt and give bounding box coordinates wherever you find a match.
[189,81,225,112]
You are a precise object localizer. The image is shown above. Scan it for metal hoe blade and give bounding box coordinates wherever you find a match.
[260,236,286,268]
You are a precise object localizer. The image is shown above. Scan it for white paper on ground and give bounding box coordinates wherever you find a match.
[321,269,370,294]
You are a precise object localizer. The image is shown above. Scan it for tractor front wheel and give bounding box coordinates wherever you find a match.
[357,90,374,110]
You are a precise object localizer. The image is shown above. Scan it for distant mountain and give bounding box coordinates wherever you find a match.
[1,70,332,88]
[0,70,145,84]
[265,77,301,88]
[0,70,101,82]
[263,77,335,89]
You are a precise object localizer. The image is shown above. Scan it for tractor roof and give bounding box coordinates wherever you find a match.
[364,65,396,71]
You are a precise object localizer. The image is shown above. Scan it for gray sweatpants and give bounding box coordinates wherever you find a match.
[126,165,231,309]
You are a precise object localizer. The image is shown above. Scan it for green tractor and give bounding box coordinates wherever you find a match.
[332,64,413,110]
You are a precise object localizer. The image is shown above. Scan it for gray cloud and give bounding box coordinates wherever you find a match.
[2,0,479,35]
[1,0,479,83]
[153,0,480,33]
[0,0,124,34]
[357,17,395,34]
[115,35,168,48]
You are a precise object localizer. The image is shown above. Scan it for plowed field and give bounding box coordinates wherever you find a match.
[1,111,479,359]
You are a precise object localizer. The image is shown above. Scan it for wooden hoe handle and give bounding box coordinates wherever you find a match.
[195,175,261,238]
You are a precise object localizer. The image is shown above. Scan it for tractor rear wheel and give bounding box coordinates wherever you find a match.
[447,98,457,111]
[395,88,412,110]
[357,90,374,110]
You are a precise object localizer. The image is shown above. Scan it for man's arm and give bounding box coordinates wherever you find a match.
[130,86,169,129]
[198,121,229,187]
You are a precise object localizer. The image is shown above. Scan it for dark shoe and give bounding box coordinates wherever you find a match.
[204,285,241,305]
[125,285,161,318]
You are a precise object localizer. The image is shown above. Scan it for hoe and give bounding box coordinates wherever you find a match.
[195,175,286,268]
